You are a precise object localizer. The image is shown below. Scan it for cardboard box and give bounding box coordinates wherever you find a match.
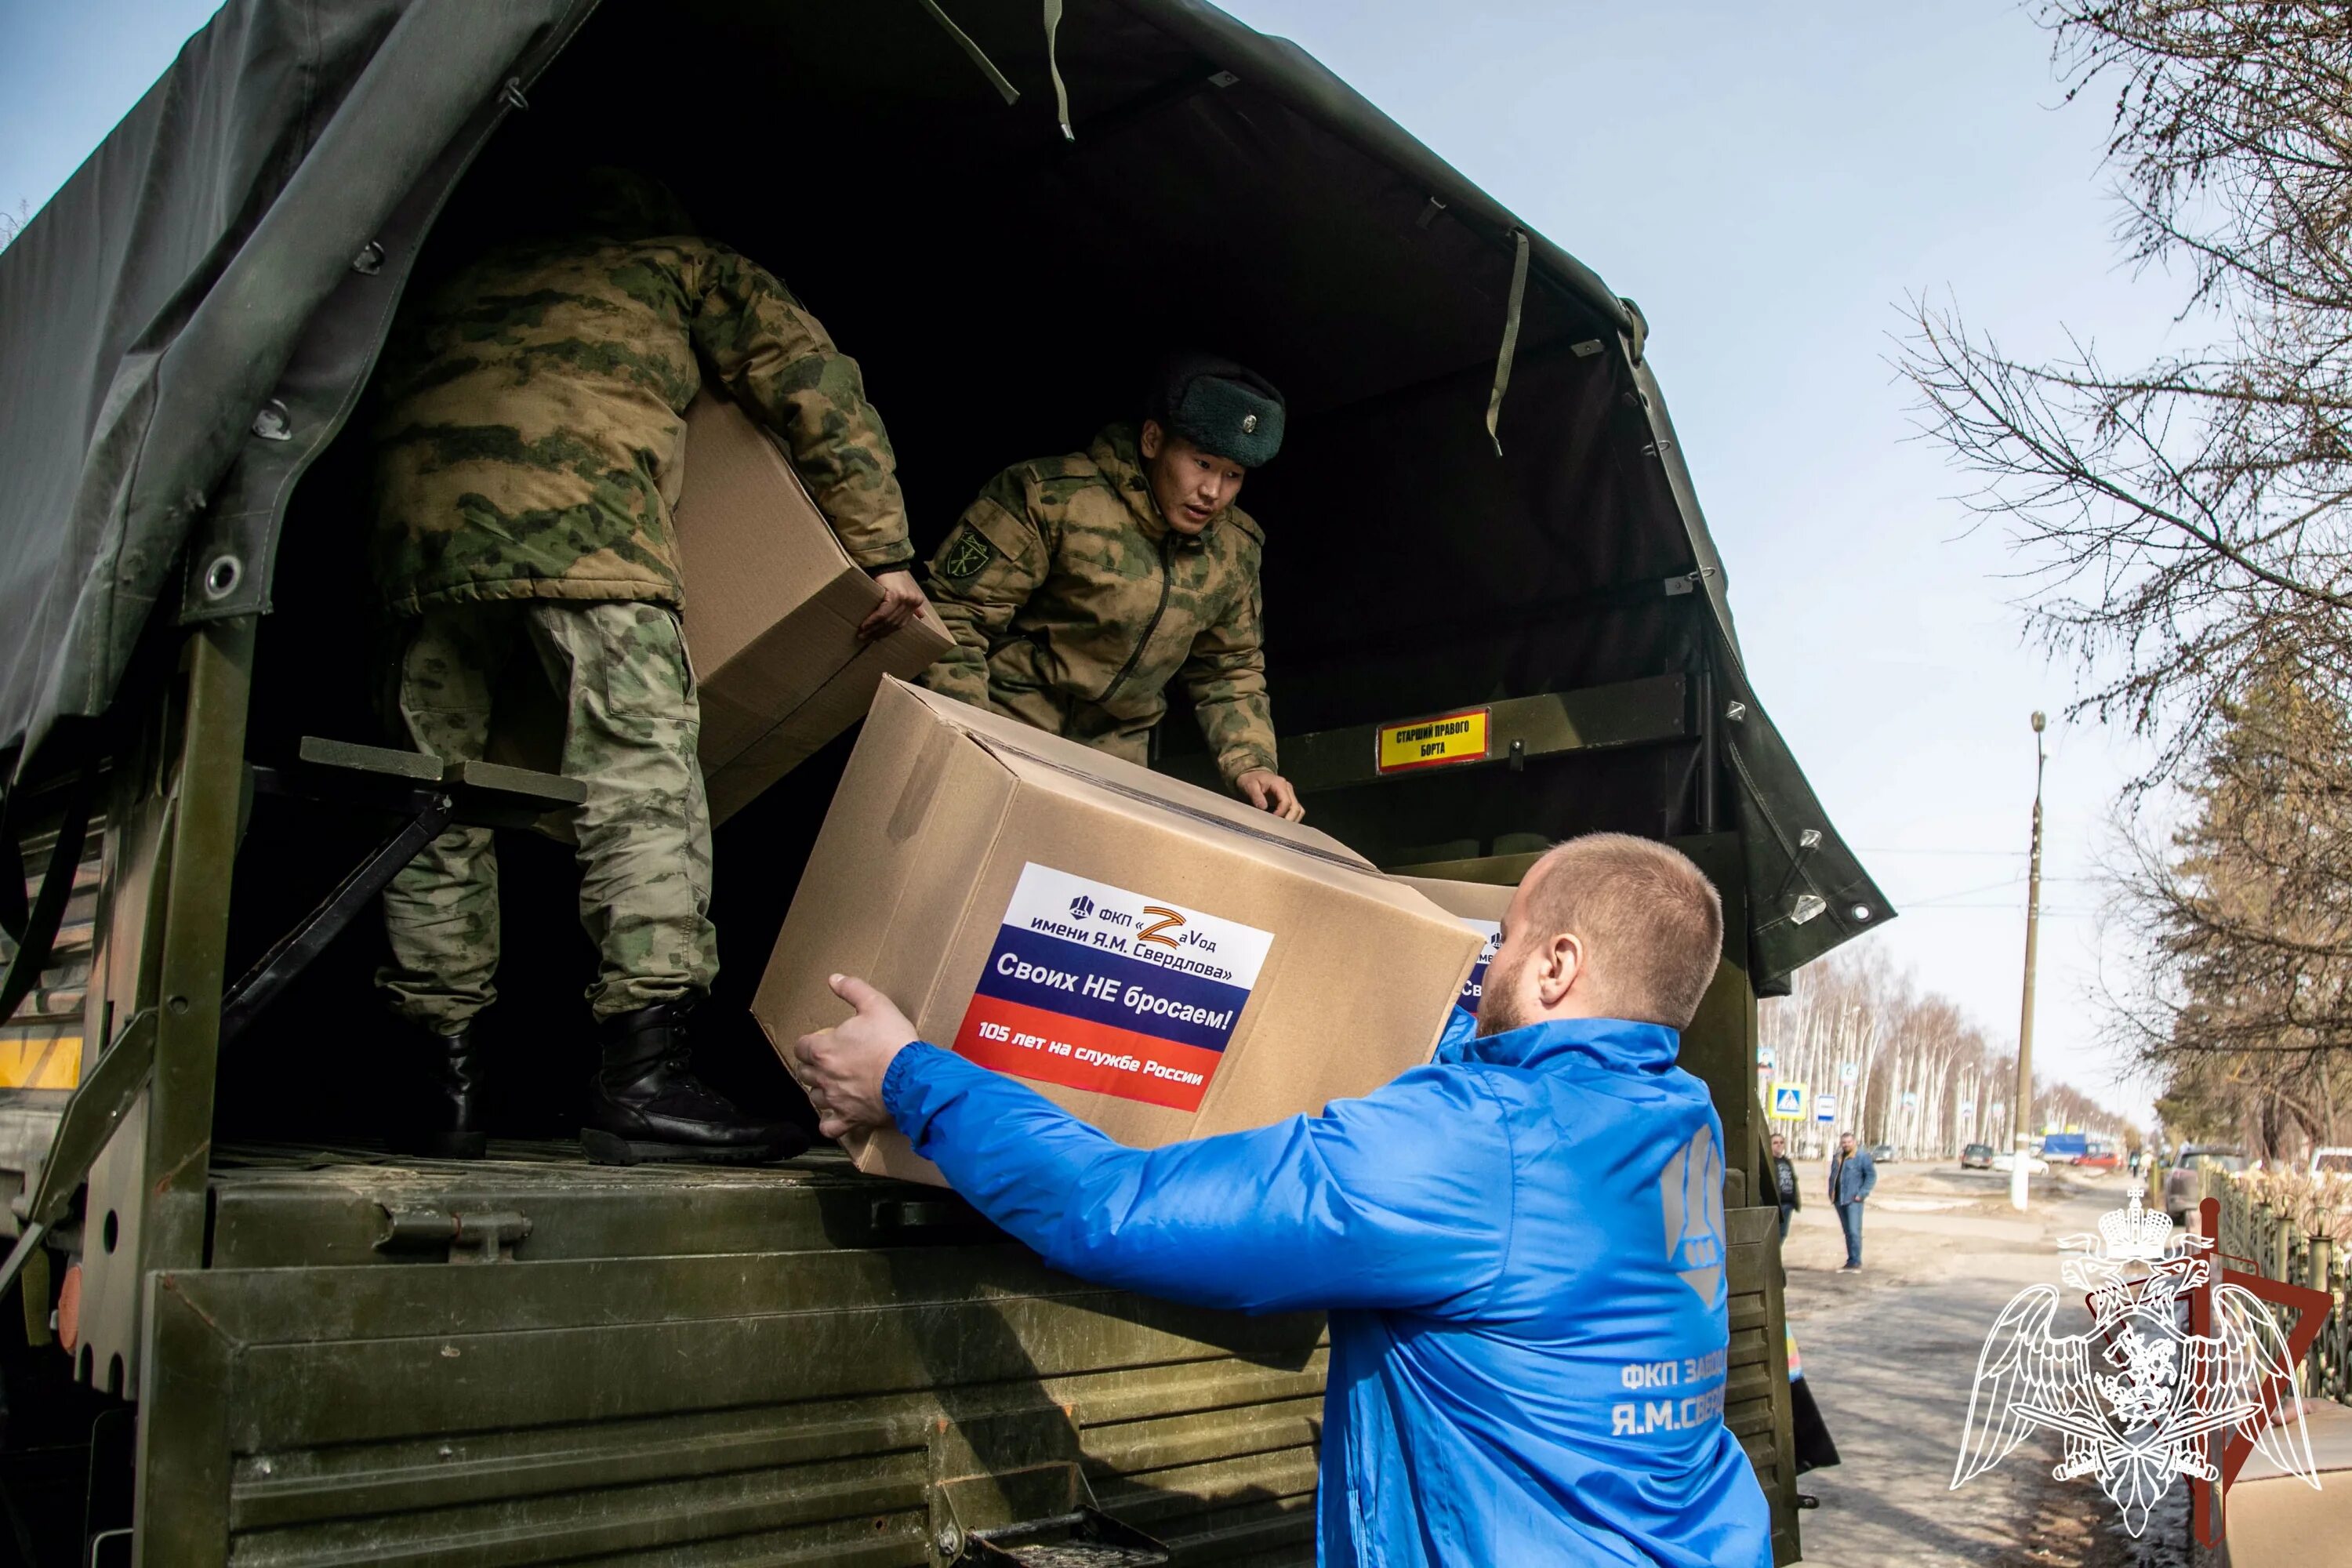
[1395,876,1511,1030]
[672,390,953,824]
[756,678,1486,1185]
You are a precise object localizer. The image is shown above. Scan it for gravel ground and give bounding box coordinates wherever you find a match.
[1781,1160,2201,1566]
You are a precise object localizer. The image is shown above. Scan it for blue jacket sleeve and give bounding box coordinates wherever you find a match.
[881,1044,1515,1316]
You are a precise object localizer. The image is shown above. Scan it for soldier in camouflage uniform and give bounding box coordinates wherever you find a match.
[370,167,924,1163]
[920,354,1304,820]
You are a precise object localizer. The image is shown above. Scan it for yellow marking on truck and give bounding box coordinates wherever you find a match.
[1376,708,1490,774]
[0,1033,82,1090]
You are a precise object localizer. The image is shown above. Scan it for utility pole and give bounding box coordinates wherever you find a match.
[2012,711,2047,1213]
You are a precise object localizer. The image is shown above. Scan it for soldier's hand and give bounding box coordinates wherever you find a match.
[1236,768,1306,822]
[794,974,919,1138]
[859,570,929,642]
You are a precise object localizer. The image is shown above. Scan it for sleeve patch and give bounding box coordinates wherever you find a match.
[938,524,999,583]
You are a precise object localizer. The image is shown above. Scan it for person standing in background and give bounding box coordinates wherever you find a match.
[1771,1132,1800,1242]
[1828,1131,1876,1270]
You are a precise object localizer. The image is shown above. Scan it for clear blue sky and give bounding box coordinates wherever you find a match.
[0,1,2177,1124]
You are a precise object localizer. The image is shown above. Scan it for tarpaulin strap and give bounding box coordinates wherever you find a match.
[1621,295,1649,365]
[1044,0,1074,140]
[917,0,1020,105]
[1485,227,1530,457]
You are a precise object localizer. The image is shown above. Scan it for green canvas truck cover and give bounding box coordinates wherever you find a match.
[0,0,1888,982]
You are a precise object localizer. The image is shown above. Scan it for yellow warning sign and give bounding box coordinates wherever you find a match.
[0,1032,82,1091]
[1376,708,1490,774]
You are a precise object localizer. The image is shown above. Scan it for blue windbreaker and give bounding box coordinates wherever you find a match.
[881,1015,1773,1567]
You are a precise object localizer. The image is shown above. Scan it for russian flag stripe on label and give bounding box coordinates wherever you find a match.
[952,864,1274,1110]
[954,995,1229,1111]
[971,924,1254,1053]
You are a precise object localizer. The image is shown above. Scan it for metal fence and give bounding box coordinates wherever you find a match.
[2200,1166,2352,1406]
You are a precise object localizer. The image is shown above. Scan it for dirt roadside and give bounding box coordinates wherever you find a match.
[1780,1157,2190,1566]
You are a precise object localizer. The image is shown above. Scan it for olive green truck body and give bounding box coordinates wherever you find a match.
[0,2,1889,1563]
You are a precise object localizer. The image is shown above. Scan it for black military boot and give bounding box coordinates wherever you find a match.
[580,1000,806,1166]
[390,1022,488,1160]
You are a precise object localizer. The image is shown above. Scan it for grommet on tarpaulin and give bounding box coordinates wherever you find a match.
[251,401,292,441]
[201,554,243,602]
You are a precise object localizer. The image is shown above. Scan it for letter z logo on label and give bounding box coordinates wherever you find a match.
[1135,906,1185,949]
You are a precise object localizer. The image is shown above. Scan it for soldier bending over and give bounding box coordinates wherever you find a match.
[368,167,923,1163]
[919,355,1305,819]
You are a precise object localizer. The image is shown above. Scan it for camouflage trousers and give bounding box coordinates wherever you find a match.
[376,601,717,1032]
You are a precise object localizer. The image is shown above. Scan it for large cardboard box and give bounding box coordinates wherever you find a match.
[1395,876,1512,1030]
[756,678,1486,1185]
[673,390,953,824]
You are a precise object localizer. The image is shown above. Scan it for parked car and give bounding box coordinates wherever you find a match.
[1991,1152,2051,1175]
[2312,1147,2352,1176]
[2074,1149,2122,1173]
[2164,1145,2249,1225]
[1868,1143,1897,1163]
[1961,1142,1995,1170]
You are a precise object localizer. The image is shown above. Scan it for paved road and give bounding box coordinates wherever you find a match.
[1782,1161,2161,1566]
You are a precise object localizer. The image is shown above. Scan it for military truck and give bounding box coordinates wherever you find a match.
[0,2,1889,1563]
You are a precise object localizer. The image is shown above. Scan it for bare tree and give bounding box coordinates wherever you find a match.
[1900,2,2352,780]
[1759,949,2134,1158]
[0,199,28,252]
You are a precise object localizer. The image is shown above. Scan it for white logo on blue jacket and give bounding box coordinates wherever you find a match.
[1661,1124,1726,1304]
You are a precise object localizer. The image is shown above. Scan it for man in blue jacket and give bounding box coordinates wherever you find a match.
[794,833,1772,1567]
[1829,1131,1878,1270]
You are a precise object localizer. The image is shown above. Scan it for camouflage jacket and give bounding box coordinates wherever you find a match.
[370,234,912,617]
[919,424,1277,787]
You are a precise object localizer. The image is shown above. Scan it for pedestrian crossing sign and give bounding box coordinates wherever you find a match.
[1769,1081,1807,1119]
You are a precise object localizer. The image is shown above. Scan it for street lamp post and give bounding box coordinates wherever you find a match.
[2011,711,2047,1213]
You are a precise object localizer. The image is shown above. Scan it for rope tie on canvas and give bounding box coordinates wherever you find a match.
[1044,0,1074,140]
[1485,227,1530,456]
[916,0,1020,104]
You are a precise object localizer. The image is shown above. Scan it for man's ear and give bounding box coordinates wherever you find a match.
[1139,418,1165,459]
[1536,931,1584,1008]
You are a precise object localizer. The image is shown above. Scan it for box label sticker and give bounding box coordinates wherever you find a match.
[953,863,1275,1111]
[1377,708,1490,773]
[1452,917,1503,1018]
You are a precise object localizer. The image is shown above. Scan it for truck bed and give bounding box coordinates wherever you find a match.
[145,1142,1328,1566]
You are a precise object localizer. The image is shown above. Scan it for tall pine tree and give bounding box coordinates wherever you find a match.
[2129,653,2352,1156]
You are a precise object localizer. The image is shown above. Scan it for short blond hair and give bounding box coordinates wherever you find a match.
[1522,834,1723,1028]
